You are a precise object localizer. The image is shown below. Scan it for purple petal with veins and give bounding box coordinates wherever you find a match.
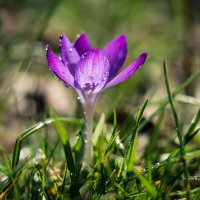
[60,33,80,76]
[46,46,74,87]
[75,49,110,94]
[103,35,127,80]
[104,52,148,89]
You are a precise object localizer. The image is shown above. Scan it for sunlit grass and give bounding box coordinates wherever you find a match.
[0,64,199,199]
[0,0,200,199]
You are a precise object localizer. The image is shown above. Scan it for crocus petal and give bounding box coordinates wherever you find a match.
[104,52,148,89]
[75,49,110,94]
[46,46,74,87]
[103,35,127,80]
[60,33,80,76]
[74,33,92,56]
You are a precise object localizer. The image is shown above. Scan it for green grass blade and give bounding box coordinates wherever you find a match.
[163,61,190,198]
[133,167,157,198]
[184,128,200,145]
[11,117,82,169]
[124,99,148,171]
[147,107,164,158]
[88,126,119,177]
[184,108,200,141]
[50,113,75,175]
[140,68,200,131]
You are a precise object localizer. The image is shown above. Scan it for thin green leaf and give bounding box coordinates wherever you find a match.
[184,108,200,142]
[124,99,148,171]
[133,167,157,198]
[11,117,82,169]
[140,68,200,131]
[163,61,190,197]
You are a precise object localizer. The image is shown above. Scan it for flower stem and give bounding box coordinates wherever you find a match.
[83,101,95,165]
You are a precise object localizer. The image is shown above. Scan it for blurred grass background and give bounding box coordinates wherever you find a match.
[0,0,199,154]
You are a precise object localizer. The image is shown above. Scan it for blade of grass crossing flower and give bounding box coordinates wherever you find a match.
[124,99,148,172]
[133,167,157,198]
[163,61,190,199]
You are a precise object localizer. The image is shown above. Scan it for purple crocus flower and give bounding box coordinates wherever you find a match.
[46,33,147,164]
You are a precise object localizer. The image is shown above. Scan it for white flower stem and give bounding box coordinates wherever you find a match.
[83,100,95,165]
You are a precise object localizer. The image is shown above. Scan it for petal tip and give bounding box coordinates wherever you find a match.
[119,34,126,40]
[140,52,148,63]
[60,32,65,39]
[46,45,51,57]
[59,32,70,44]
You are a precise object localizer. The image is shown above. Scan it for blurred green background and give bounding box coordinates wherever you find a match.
[0,0,199,151]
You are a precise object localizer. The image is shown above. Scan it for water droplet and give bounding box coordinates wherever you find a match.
[77,96,80,101]
[68,47,73,52]
[102,77,106,81]
[81,55,85,59]
[76,34,81,39]
[94,82,99,86]
[45,46,49,52]
[59,34,63,41]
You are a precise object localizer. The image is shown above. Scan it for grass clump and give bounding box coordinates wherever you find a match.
[0,65,200,199]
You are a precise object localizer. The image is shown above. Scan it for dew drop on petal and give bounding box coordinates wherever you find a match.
[68,47,73,52]
[76,34,81,39]
[102,77,106,81]
[45,46,48,53]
